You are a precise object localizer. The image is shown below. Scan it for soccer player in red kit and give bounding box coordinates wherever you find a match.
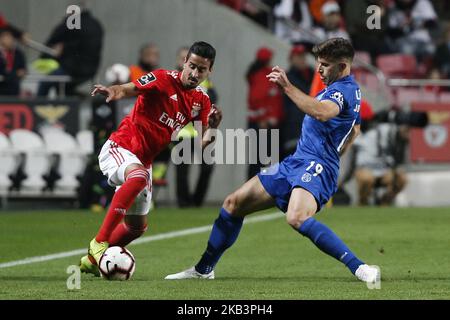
[79,41,222,276]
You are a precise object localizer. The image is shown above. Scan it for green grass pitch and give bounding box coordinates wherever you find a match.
[1,206,450,300]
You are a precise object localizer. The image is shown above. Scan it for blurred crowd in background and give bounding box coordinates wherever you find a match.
[219,0,450,75]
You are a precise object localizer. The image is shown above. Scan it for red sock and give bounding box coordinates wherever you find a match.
[109,223,148,247]
[95,169,149,242]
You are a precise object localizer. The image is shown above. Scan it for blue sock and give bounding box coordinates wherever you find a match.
[195,208,243,274]
[298,218,363,274]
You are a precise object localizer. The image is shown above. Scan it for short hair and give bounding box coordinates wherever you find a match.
[187,41,216,68]
[312,38,354,63]
[140,43,158,55]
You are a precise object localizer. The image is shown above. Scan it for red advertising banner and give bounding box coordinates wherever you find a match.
[0,104,34,133]
[0,98,80,135]
[410,102,450,162]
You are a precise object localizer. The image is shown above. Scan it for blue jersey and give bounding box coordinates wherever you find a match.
[258,75,361,212]
[294,75,361,171]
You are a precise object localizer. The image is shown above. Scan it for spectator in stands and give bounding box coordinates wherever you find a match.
[308,0,328,24]
[129,43,160,81]
[385,0,438,61]
[274,0,315,44]
[431,23,450,82]
[280,44,313,158]
[0,27,26,96]
[37,7,104,97]
[0,12,29,43]
[334,99,375,205]
[344,0,389,63]
[246,47,284,179]
[312,1,350,42]
[175,46,219,207]
[219,0,281,29]
[353,110,408,206]
[243,0,282,29]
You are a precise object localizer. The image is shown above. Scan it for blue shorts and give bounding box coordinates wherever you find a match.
[257,156,338,213]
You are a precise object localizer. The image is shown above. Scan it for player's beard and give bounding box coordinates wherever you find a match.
[183,77,199,89]
[180,70,199,89]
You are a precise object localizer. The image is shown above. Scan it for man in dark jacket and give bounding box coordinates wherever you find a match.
[0,27,26,96]
[38,8,103,97]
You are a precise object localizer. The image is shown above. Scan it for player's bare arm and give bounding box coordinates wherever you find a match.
[201,105,223,148]
[267,66,339,122]
[91,82,138,102]
[339,124,360,156]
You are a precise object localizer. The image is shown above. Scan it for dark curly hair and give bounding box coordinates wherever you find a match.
[312,38,354,63]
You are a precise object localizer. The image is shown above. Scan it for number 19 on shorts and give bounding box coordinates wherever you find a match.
[306,161,323,177]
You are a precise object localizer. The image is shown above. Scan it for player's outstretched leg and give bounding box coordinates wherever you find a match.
[164,206,243,280]
[287,187,380,284]
[80,165,149,275]
[165,176,275,280]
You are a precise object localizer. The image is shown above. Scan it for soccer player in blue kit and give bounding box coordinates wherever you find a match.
[166,38,380,284]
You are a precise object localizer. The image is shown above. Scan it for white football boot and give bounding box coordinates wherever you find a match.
[164,267,215,280]
[355,264,381,283]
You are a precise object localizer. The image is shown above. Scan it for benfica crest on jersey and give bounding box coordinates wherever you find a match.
[191,102,201,118]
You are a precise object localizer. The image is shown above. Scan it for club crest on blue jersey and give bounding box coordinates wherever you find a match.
[301,172,312,183]
[330,91,344,108]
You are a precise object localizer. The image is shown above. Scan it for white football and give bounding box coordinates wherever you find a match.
[98,246,136,280]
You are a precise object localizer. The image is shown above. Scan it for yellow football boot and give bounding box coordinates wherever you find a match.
[88,238,109,264]
[79,254,100,277]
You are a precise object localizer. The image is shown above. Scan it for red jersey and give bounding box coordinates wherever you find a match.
[109,69,211,167]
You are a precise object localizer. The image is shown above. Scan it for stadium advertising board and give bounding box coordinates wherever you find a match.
[410,102,450,162]
[0,98,80,135]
